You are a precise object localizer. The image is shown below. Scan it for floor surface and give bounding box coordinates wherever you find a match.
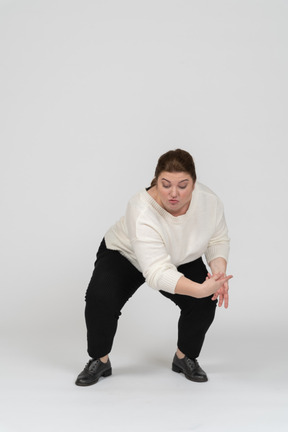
[1,329,287,432]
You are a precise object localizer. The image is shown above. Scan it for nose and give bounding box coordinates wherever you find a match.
[170,187,177,197]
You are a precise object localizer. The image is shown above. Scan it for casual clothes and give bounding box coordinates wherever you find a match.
[105,182,230,294]
[85,182,230,358]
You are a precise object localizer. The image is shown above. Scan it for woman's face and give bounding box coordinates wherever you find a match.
[156,171,194,216]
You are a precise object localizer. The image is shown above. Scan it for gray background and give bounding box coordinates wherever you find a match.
[1,0,287,431]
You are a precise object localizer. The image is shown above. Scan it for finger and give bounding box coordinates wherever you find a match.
[224,291,229,308]
[218,275,232,285]
[223,279,231,308]
[217,286,229,308]
[212,272,224,281]
[218,293,224,307]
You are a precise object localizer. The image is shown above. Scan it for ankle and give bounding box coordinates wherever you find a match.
[176,349,185,360]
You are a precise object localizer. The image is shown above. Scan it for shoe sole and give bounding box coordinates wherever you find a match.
[75,368,112,386]
[172,363,208,383]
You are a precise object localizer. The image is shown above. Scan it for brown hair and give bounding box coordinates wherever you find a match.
[150,149,197,187]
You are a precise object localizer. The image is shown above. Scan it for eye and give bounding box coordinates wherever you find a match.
[179,185,187,190]
[161,182,170,188]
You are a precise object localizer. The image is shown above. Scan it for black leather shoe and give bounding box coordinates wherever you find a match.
[75,358,112,386]
[172,354,208,382]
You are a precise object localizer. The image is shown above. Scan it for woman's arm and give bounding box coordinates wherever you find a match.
[209,257,227,274]
[126,196,233,296]
[175,271,232,298]
[204,196,230,308]
[208,257,230,308]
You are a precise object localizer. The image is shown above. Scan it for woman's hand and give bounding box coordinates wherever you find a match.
[207,272,230,308]
[175,271,232,299]
[202,273,232,305]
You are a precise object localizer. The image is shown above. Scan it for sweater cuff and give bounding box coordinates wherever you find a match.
[155,270,183,294]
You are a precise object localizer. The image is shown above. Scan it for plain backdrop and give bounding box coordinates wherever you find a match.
[1,1,287,431]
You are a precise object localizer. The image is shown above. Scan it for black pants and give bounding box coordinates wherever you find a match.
[85,239,217,359]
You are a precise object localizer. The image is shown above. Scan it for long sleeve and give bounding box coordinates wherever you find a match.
[125,201,183,294]
[204,200,230,264]
[105,184,230,294]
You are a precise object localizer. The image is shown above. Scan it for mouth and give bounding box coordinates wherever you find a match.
[169,200,179,204]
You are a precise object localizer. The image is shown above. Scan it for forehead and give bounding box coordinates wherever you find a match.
[159,171,192,182]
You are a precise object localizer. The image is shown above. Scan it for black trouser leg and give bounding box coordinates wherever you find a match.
[85,240,145,359]
[160,257,217,359]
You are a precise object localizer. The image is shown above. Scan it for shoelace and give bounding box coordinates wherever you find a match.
[186,357,198,369]
[85,359,100,374]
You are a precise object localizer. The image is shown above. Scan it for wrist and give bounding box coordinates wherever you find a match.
[209,257,227,275]
[175,276,202,298]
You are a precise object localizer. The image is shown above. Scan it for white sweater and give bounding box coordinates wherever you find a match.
[105,182,230,294]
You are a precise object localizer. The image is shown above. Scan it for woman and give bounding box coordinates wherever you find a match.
[75,149,232,386]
